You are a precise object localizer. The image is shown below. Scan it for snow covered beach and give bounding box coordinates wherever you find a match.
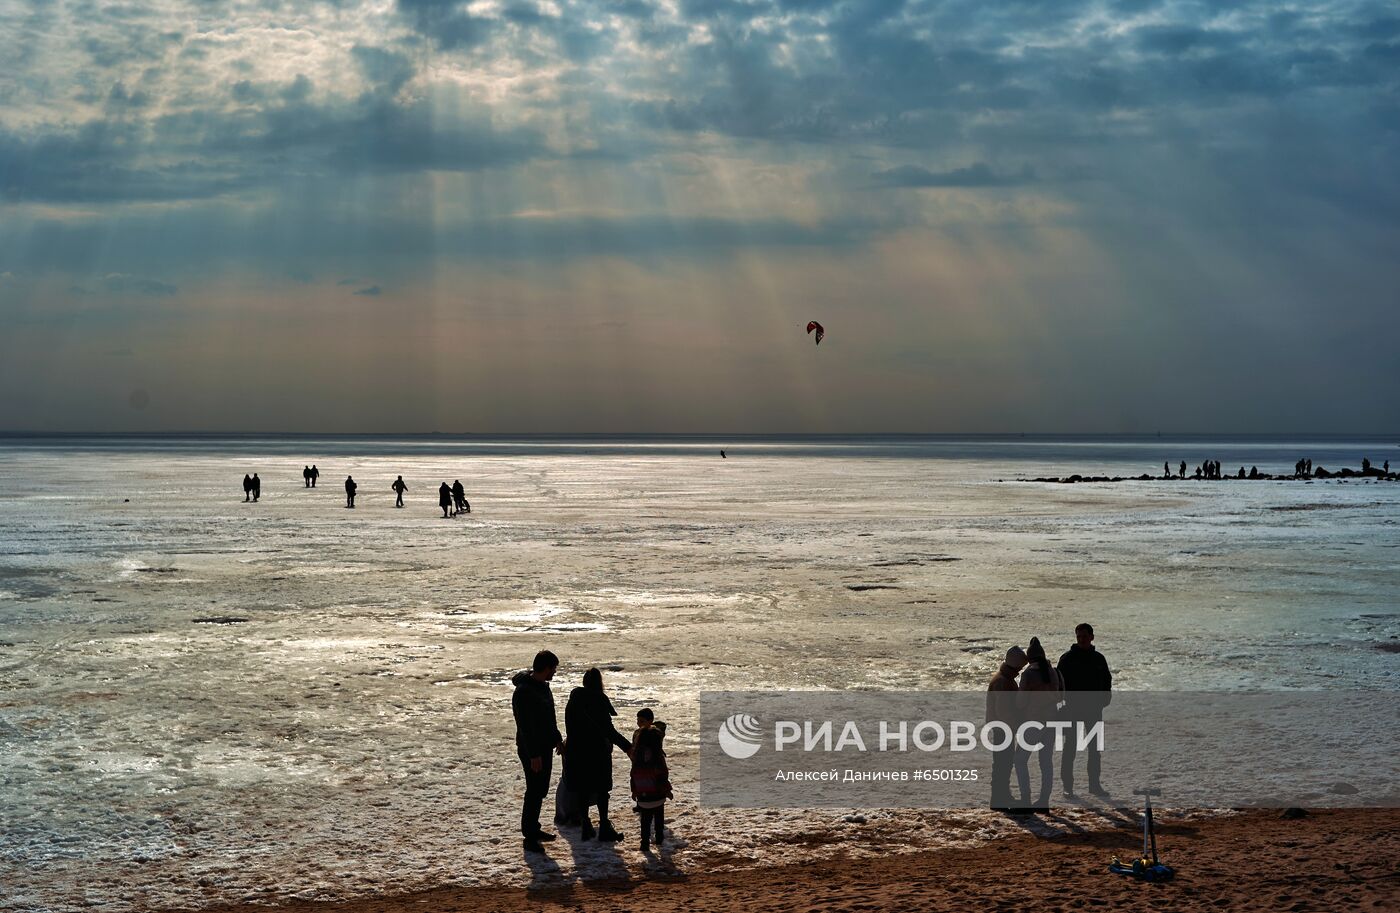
[1,436,1396,911]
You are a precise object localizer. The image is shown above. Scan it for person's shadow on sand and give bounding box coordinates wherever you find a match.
[640,837,684,877]
[560,823,632,883]
[522,845,565,891]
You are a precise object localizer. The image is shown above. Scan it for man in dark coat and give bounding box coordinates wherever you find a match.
[1057,623,1112,798]
[513,650,564,852]
[564,668,632,841]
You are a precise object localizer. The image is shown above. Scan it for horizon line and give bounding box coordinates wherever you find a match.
[2,430,1398,440]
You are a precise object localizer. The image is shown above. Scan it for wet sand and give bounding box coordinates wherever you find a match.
[198,809,1399,913]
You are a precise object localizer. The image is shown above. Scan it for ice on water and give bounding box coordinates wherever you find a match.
[1,439,1397,911]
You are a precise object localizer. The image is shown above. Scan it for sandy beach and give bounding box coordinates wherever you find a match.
[193,809,1399,913]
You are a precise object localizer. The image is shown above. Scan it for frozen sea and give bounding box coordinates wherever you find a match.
[1,435,1397,911]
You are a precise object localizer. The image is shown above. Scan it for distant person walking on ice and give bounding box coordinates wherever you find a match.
[513,650,564,853]
[438,482,452,518]
[251,473,261,502]
[310,465,319,487]
[242,474,253,502]
[452,479,469,515]
[1057,623,1112,798]
[1178,461,1186,479]
[344,476,357,508]
[392,476,407,508]
[303,465,312,487]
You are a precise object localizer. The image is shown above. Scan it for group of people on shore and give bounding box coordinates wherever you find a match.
[1160,455,1394,481]
[1164,459,1227,479]
[513,651,672,854]
[986,623,1112,812]
[509,629,1114,855]
[240,468,473,515]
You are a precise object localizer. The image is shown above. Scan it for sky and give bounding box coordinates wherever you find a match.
[1,0,1397,433]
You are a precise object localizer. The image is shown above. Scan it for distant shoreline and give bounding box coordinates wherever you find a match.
[1008,467,1398,484]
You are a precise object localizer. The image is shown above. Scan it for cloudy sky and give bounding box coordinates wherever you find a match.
[1,0,1397,432]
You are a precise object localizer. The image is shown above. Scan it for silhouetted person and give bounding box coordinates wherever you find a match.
[243,474,253,502]
[1249,465,1259,479]
[721,450,727,459]
[303,465,312,487]
[1305,459,1312,476]
[252,473,260,502]
[1193,465,1201,479]
[1163,461,1170,479]
[565,668,632,842]
[452,479,469,515]
[631,712,671,852]
[1179,461,1186,479]
[986,645,1027,811]
[1362,457,1371,473]
[1057,623,1111,798]
[1018,637,1064,810]
[439,482,452,518]
[345,475,357,508]
[1238,466,1245,479]
[310,465,319,487]
[513,650,564,853]
[392,475,407,508]
[1386,460,1390,474]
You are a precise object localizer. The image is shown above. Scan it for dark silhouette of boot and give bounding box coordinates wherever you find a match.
[597,822,624,842]
[524,837,545,853]
[580,819,596,841]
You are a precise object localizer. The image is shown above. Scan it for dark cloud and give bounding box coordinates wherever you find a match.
[100,274,177,296]
[350,45,417,96]
[395,0,494,50]
[352,285,382,296]
[872,163,1035,188]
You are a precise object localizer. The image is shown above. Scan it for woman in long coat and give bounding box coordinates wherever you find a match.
[564,667,631,841]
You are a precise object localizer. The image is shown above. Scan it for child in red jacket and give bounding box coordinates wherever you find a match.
[630,709,673,852]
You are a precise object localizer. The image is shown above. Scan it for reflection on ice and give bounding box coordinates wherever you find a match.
[0,442,1396,911]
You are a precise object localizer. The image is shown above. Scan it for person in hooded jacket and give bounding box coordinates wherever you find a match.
[242,474,253,502]
[512,650,564,852]
[438,482,453,518]
[986,646,1028,811]
[1057,623,1112,798]
[1018,636,1064,810]
[564,667,632,842]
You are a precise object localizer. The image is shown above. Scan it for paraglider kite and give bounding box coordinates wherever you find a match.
[806,321,825,345]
